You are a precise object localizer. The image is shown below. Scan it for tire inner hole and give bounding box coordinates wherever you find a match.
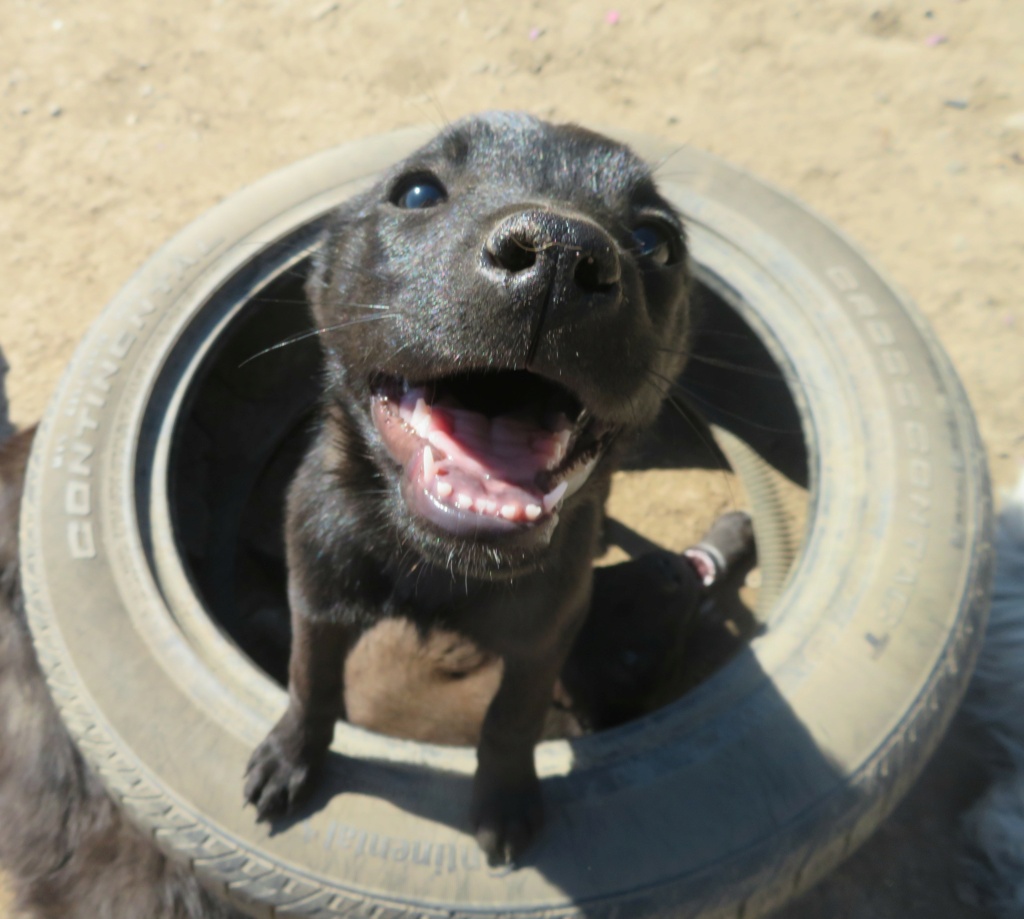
[170,258,809,742]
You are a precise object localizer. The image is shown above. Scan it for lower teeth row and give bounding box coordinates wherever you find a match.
[422,444,565,522]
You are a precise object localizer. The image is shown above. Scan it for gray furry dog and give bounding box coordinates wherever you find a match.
[0,419,244,918]
[959,472,1024,918]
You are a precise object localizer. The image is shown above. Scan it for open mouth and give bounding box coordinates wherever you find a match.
[370,370,612,536]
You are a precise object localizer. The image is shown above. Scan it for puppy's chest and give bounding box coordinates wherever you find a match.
[379,562,559,653]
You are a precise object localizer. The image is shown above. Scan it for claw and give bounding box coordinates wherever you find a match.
[471,770,544,866]
[244,723,321,821]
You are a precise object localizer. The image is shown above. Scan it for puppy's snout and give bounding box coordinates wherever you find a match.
[483,210,622,327]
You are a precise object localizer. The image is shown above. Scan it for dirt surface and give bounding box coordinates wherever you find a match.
[1,0,1021,917]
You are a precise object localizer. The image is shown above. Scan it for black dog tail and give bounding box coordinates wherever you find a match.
[0,354,242,918]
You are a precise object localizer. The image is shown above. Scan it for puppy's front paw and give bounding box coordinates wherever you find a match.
[470,768,544,867]
[244,719,325,821]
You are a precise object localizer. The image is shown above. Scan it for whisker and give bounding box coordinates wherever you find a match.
[237,314,396,368]
[249,296,310,306]
[642,376,736,505]
[511,238,591,255]
[657,349,789,382]
[687,329,776,342]
[251,294,392,311]
[328,259,390,283]
[650,369,803,435]
[649,141,694,178]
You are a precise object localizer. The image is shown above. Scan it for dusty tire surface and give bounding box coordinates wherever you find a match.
[20,127,992,918]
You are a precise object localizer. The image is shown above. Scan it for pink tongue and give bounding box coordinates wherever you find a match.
[399,389,570,522]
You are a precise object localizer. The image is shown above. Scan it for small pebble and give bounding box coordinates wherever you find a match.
[925,32,948,45]
[944,97,969,109]
[125,112,138,126]
[528,26,543,41]
[49,103,62,117]
[605,9,620,25]
[51,19,63,30]
[946,160,966,174]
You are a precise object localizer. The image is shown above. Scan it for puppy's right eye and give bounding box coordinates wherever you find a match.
[631,223,674,266]
[393,178,447,209]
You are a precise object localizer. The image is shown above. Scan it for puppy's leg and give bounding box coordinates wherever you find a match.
[244,591,356,820]
[471,619,584,866]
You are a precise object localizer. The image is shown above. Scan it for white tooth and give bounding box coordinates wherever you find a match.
[456,493,474,510]
[500,504,518,520]
[525,504,542,520]
[563,456,599,501]
[542,481,569,513]
[554,429,571,454]
[436,480,453,498]
[476,498,498,515]
[422,445,437,480]
[410,398,431,437]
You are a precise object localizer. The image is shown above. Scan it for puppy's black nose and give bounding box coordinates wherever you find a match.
[483,210,622,328]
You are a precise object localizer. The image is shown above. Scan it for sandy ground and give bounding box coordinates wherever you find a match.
[1,0,1022,916]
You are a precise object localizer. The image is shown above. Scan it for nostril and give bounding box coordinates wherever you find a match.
[574,253,618,293]
[574,255,603,292]
[487,234,537,274]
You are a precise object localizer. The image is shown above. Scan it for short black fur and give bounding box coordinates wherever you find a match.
[243,112,693,865]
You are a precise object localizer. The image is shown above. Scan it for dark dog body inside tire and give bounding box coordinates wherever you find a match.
[19,126,991,918]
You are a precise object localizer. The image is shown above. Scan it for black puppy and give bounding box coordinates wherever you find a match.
[244,112,692,865]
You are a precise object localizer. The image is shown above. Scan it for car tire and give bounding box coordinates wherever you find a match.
[20,126,992,919]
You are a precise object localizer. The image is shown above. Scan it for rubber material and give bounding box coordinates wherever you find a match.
[20,126,992,919]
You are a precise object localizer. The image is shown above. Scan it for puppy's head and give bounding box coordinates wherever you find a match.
[309,112,690,575]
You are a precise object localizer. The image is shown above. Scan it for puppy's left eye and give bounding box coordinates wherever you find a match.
[393,178,447,209]
[631,223,674,266]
